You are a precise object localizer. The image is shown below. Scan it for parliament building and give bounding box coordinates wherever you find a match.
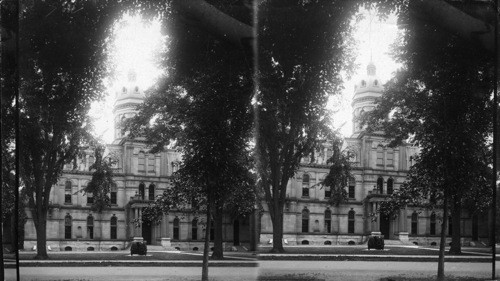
[22,64,489,251]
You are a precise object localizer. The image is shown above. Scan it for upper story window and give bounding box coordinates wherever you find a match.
[110,184,118,205]
[65,180,72,204]
[148,184,155,201]
[361,80,366,87]
[348,178,355,199]
[377,177,384,194]
[386,148,394,166]
[376,146,384,166]
[387,178,394,195]
[148,156,155,174]
[302,174,310,197]
[86,190,93,205]
[138,152,146,174]
[139,182,145,200]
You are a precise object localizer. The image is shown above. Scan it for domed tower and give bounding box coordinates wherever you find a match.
[112,70,145,142]
[351,62,383,137]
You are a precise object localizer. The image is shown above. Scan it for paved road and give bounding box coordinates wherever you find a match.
[259,261,496,280]
[5,261,497,281]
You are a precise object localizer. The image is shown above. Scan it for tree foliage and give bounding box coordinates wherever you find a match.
[254,0,360,252]
[86,145,116,213]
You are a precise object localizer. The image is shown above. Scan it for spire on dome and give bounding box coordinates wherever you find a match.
[367,62,376,76]
[127,69,137,82]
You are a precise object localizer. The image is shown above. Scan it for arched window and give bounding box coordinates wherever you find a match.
[65,180,72,204]
[65,214,72,239]
[148,184,155,201]
[324,209,332,233]
[134,86,139,93]
[302,174,310,197]
[361,80,366,87]
[348,209,355,234]
[302,208,309,233]
[387,178,394,195]
[348,178,356,199]
[430,213,436,235]
[386,148,394,166]
[374,79,378,86]
[110,215,117,239]
[138,152,146,173]
[192,218,198,241]
[110,184,118,205]
[87,214,94,239]
[411,212,418,235]
[376,146,384,166]
[139,182,145,200]
[173,217,180,240]
[377,177,384,194]
[122,86,127,94]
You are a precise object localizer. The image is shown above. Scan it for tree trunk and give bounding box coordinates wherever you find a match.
[270,203,284,253]
[437,198,448,281]
[211,202,224,260]
[34,211,48,259]
[449,201,462,254]
[201,201,211,281]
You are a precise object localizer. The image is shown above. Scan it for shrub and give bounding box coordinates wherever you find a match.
[87,247,94,251]
[301,240,309,245]
[130,242,147,255]
[64,246,72,251]
[193,247,199,251]
[324,241,332,245]
[367,236,384,250]
[110,246,118,251]
[348,240,356,245]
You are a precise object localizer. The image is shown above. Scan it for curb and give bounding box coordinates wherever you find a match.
[4,260,259,268]
[258,254,494,262]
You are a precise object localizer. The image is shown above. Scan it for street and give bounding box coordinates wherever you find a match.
[4,261,495,281]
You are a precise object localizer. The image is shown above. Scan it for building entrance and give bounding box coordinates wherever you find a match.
[380,215,390,239]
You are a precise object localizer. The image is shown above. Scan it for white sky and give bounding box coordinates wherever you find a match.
[331,10,400,137]
[90,9,400,143]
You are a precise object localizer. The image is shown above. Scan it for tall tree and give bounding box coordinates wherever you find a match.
[254,1,359,252]
[86,144,116,213]
[17,1,128,259]
[363,5,494,278]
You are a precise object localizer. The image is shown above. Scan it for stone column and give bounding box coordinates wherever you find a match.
[160,214,171,247]
[397,208,409,242]
[371,202,381,236]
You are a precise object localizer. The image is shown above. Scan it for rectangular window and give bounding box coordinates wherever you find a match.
[192,228,197,240]
[430,223,436,235]
[386,150,394,166]
[110,191,117,205]
[325,220,331,233]
[65,194,72,204]
[302,186,309,197]
[348,221,354,234]
[325,186,331,198]
[376,147,384,166]
[65,226,71,239]
[88,226,94,239]
[348,185,355,199]
[111,227,117,239]
[148,157,155,174]
[302,220,309,233]
[138,153,145,173]
[87,194,93,204]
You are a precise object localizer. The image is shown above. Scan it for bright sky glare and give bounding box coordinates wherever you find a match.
[89,13,166,143]
[91,9,400,144]
[331,9,401,137]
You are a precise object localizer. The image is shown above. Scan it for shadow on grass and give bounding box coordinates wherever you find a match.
[381,277,487,281]
[258,273,324,281]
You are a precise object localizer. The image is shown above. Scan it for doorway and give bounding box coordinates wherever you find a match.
[142,221,152,245]
[380,215,390,239]
[233,220,240,246]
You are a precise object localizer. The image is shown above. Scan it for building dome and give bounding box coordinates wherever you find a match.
[351,62,383,136]
[113,69,145,142]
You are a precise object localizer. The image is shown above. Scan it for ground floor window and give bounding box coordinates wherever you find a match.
[411,212,418,235]
[111,215,117,239]
[173,217,180,240]
[348,210,355,234]
[302,208,309,233]
[430,213,436,235]
[65,214,72,239]
[192,219,198,240]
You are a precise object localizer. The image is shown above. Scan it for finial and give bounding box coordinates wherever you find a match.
[367,62,376,76]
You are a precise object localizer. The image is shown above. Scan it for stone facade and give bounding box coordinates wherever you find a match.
[23,71,251,252]
[259,63,490,246]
